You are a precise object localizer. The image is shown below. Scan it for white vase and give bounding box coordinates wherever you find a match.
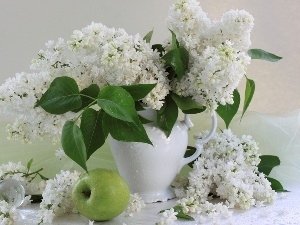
[109,108,217,203]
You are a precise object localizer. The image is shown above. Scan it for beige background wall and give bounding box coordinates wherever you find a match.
[1,0,299,114]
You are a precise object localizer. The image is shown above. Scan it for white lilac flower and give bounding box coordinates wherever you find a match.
[208,9,254,51]
[165,0,211,51]
[1,72,78,144]
[0,22,170,143]
[38,170,81,224]
[166,0,254,111]
[174,41,250,111]
[55,148,66,160]
[175,129,276,214]
[125,193,146,216]
[0,161,26,181]
[0,200,18,225]
[157,208,178,225]
[0,161,43,195]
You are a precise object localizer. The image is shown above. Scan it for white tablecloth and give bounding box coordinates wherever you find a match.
[16,183,300,225]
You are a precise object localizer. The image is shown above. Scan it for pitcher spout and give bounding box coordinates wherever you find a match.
[181,114,194,130]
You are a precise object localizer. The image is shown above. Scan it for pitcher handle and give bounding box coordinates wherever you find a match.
[178,112,217,173]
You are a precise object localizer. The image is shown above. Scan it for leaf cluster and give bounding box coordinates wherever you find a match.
[150,30,205,136]
[35,77,156,172]
[35,76,206,172]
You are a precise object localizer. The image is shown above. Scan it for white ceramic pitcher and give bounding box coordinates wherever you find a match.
[109,108,217,203]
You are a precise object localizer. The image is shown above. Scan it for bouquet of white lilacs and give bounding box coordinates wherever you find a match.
[166,0,252,111]
[0,24,169,144]
[161,130,277,224]
[0,0,273,169]
[0,0,279,154]
[0,0,284,224]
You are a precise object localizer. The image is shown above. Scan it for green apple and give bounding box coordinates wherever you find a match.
[72,168,130,221]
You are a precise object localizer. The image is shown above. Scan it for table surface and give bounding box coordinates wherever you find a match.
[16,183,300,225]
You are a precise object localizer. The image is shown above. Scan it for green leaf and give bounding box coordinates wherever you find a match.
[143,29,153,43]
[173,205,195,220]
[61,121,87,172]
[157,94,178,137]
[97,86,139,124]
[73,84,100,112]
[35,76,82,114]
[120,84,156,101]
[80,109,107,159]
[162,47,189,80]
[160,205,195,221]
[152,44,164,56]
[216,89,240,128]
[258,155,280,176]
[172,93,206,114]
[26,158,33,171]
[241,77,255,119]
[170,29,179,49]
[102,112,152,145]
[248,49,282,62]
[266,177,288,192]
